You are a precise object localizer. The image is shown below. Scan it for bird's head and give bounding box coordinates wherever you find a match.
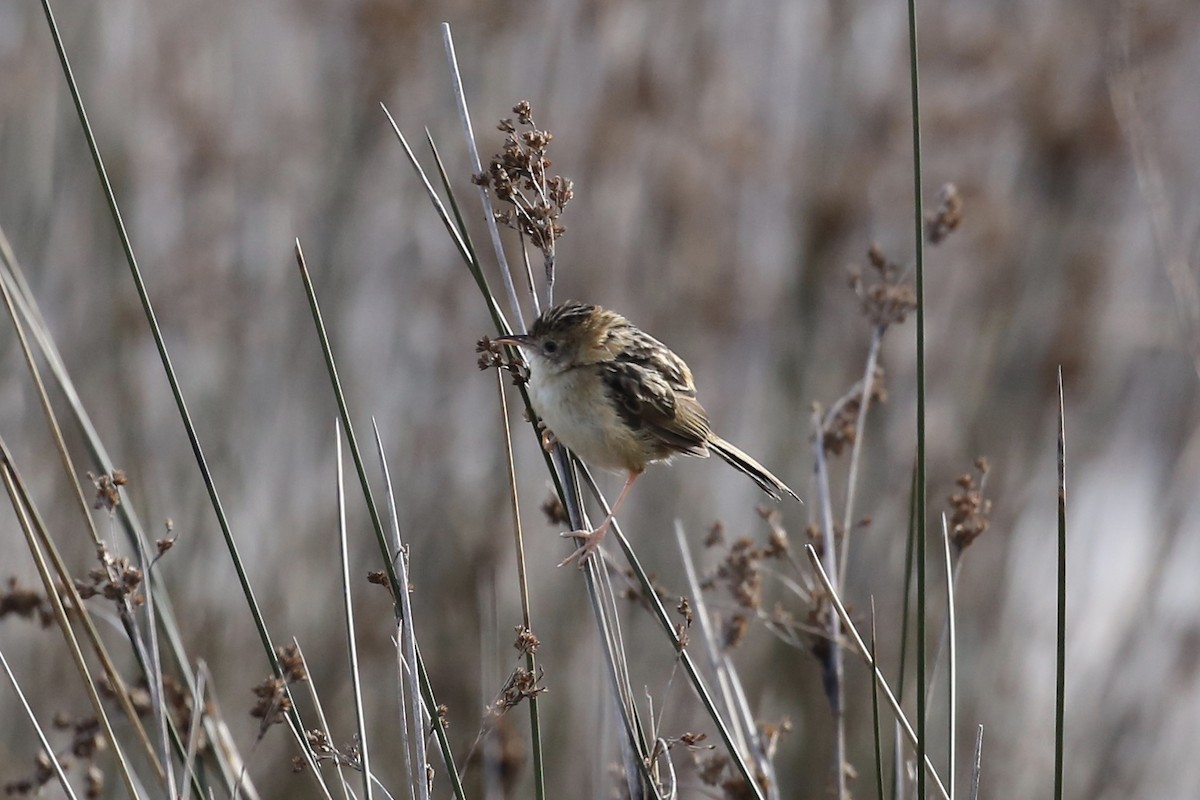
[493,301,627,375]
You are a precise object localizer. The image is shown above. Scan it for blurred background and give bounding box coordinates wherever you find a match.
[2,0,1200,796]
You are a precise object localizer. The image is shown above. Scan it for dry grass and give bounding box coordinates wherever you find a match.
[3,0,1200,797]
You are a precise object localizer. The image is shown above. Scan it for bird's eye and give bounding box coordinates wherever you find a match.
[543,340,559,355]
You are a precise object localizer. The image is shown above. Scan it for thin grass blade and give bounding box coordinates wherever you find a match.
[335,428,374,800]
[941,515,956,799]
[0,646,80,800]
[440,23,525,329]
[870,600,885,800]
[1054,368,1067,800]
[494,373,546,800]
[804,545,950,800]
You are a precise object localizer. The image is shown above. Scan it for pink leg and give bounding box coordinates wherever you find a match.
[559,470,642,568]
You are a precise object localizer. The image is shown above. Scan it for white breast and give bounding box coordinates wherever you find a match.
[527,363,642,472]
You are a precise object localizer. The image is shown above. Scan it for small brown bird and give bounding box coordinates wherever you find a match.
[495,301,799,566]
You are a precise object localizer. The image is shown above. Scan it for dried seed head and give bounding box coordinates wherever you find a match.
[276,643,308,684]
[949,458,993,550]
[926,182,964,244]
[821,367,888,457]
[704,520,726,548]
[722,614,749,650]
[540,492,568,525]
[513,625,540,655]
[477,101,572,260]
[88,470,127,512]
[710,537,764,610]
[849,245,918,327]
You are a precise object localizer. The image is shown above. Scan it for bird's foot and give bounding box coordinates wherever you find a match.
[539,425,558,453]
[558,526,608,569]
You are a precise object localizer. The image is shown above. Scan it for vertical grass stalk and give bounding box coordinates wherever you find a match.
[870,600,885,800]
[495,372,546,799]
[904,0,928,794]
[1054,368,1067,800]
[893,463,918,800]
[811,408,847,798]
[969,724,983,800]
[0,646,79,799]
[940,516,956,798]
[372,422,429,800]
[441,24,526,330]
[335,429,374,800]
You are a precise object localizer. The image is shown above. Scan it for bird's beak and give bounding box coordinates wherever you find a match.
[492,333,530,348]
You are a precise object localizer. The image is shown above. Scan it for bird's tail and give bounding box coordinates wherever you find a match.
[708,435,802,503]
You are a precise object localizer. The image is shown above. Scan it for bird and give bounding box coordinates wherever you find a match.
[493,301,800,566]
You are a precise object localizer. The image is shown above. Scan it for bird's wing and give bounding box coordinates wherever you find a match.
[600,334,712,456]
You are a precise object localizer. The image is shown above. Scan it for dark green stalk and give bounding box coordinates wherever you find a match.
[1054,368,1067,800]
[870,601,885,800]
[905,0,928,795]
[495,373,546,800]
[893,463,918,800]
[334,432,374,800]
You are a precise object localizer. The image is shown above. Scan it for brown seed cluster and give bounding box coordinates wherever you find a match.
[617,567,673,610]
[539,491,568,526]
[695,752,773,800]
[97,673,207,753]
[476,335,529,385]
[700,518,793,652]
[820,366,888,457]
[675,596,693,650]
[303,729,362,770]
[4,714,106,798]
[75,545,144,606]
[706,538,763,610]
[155,518,176,559]
[0,577,54,627]
[704,520,726,548]
[848,245,919,327]
[489,667,547,717]
[250,643,308,734]
[88,469,127,513]
[366,570,390,592]
[513,624,540,656]
[473,101,573,256]
[926,182,964,244]
[949,457,992,550]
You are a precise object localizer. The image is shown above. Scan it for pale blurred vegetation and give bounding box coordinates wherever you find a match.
[2,0,1200,797]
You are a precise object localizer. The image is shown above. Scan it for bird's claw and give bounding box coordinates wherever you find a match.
[558,529,601,569]
[540,426,558,453]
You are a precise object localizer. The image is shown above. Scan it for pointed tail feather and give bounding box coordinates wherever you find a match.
[708,435,802,503]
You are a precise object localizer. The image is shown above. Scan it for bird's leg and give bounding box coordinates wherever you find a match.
[537,421,558,453]
[559,470,642,568]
